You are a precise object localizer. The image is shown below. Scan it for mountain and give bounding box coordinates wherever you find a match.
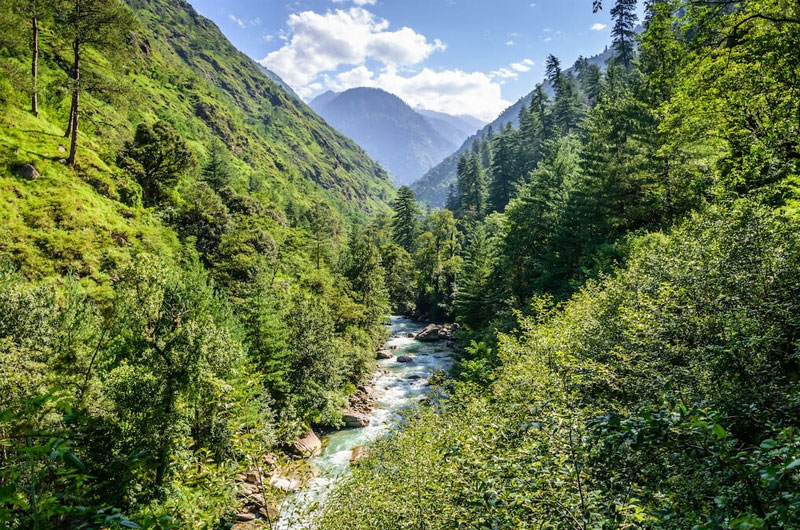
[127,0,395,215]
[412,46,614,206]
[416,108,485,146]
[310,88,479,186]
[257,64,302,101]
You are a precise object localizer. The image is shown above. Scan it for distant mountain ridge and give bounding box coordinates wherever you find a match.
[310,88,484,186]
[411,46,614,206]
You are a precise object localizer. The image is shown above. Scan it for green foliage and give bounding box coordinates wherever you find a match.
[391,186,421,253]
[117,120,196,206]
[318,201,800,529]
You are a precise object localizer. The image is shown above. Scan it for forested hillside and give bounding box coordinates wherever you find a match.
[0,0,394,526]
[411,46,612,207]
[319,0,800,528]
[2,0,800,528]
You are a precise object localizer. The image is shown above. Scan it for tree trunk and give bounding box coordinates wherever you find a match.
[154,380,176,493]
[67,39,80,166]
[31,12,39,118]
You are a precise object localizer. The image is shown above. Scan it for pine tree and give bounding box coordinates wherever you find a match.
[479,138,492,169]
[59,0,134,165]
[487,126,519,213]
[553,74,586,135]
[453,224,495,329]
[202,140,236,190]
[611,0,638,70]
[391,186,421,253]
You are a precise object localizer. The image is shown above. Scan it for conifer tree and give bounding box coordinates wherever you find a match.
[487,127,519,213]
[454,224,495,329]
[202,140,236,190]
[391,186,421,253]
[59,0,134,165]
[611,0,638,70]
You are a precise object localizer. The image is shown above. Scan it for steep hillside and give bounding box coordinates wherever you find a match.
[310,87,459,186]
[412,46,613,206]
[416,108,485,147]
[0,0,397,524]
[125,0,394,214]
[0,0,395,283]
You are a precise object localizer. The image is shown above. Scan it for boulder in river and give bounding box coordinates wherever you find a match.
[376,349,393,360]
[415,324,442,342]
[293,428,322,457]
[342,410,371,428]
[269,474,300,492]
[396,355,413,363]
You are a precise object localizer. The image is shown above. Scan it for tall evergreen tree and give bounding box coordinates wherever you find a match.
[391,186,421,253]
[59,0,134,165]
[487,127,519,213]
[454,224,495,329]
[610,0,638,70]
[202,140,236,190]
[553,74,586,135]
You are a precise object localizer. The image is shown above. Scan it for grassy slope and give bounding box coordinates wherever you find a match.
[0,0,393,288]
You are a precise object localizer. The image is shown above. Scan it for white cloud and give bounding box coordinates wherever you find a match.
[491,67,518,79]
[261,8,445,88]
[262,7,513,120]
[333,0,377,4]
[505,40,515,46]
[591,23,607,31]
[228,14,246,29]
[510,58,534,72]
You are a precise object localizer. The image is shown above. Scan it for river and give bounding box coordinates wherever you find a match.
[275,316,456,529]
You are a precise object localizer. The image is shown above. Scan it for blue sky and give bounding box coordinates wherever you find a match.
[189,0,642,121]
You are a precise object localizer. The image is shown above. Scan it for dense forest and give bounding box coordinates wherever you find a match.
[317,0,800,528]
[1,0,799,529]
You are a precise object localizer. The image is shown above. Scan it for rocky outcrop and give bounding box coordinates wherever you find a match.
[376,349,393,360]
[269,474,300,492]
[415,323,460,342]
[415,324,441,341]
[293,429,322,457]
[342,410,371,428]
[396,355,413,363]
[234,469,279,527]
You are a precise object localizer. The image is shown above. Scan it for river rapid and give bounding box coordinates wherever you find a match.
[275,316,456,529]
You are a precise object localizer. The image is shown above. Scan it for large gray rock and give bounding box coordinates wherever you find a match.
[396,355,414,363]
[293,429,322,457]
[376,349,393,360]
[415,324,442,342]
[15,163,40,180]
[342,410,371,428]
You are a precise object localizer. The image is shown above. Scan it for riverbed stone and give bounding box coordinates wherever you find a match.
[342,410,371,428]
[293,428,322,457]
[376,349,393,360]
[415,324,442,342]
[396,355,413,363]
[269,474,300,492]
[236,512,256,522]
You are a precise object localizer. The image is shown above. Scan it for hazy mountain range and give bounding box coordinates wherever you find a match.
[310,88,484,186]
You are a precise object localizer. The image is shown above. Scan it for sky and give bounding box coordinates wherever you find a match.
[188,0,642,122]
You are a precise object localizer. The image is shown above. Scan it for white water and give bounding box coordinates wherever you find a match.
[275,316,455,529]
